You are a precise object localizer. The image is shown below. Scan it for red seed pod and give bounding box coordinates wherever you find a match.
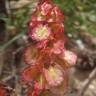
[46,6,64,23]
[31,0,64,23]
[31,10,46,22]
[54,50,77,69]
[49,23,65,41]
[36,39,49,49]
[21,62,44,85]
[51,40,65,55]
[50,69,69,95]
[30,1,54,22]
[27,88,40,96]
[53,6,64,22]
[39,1,53,16]
[29,23,51,41]
[62,50,77,67]
[50,22,64,33]
[43,65,64,87]
[24,45,39,65]
[27,79,46,96]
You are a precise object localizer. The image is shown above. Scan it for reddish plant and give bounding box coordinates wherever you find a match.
[0,84,8,96]
[21,0,77,96]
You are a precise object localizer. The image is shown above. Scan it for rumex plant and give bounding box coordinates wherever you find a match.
[21,0,77,96]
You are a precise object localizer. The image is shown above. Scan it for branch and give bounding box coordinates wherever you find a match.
[78,67,96,96]
[0,31,26,52]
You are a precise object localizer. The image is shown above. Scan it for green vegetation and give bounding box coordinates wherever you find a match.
[54,0,96,36]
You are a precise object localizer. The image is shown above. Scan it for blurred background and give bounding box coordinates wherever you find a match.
[0,0,96,96]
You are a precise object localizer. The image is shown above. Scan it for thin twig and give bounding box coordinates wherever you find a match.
[78,67,96,96]
[2,75,14,82]
[0,31,26,52]
[0,52,4,76]
[5,0,11,16]
[12,46,24,55]
[12,52,22,96]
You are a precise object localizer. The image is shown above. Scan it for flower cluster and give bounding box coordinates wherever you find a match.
[21,0,77,96]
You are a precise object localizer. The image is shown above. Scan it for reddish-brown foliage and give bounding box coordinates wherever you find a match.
[0,85,7,96]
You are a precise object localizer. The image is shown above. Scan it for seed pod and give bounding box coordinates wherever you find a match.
[24,45,39,65]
